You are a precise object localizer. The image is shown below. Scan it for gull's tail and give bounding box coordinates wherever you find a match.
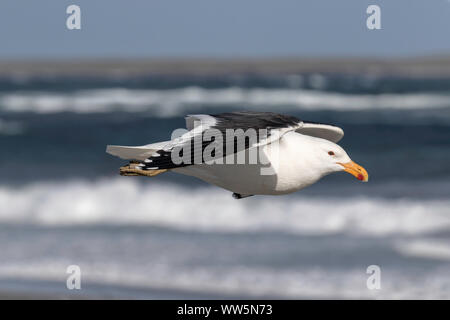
[106,141,171,177]
[106,143,167,161]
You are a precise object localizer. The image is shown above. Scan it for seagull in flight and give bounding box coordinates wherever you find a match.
[106,111,368,199]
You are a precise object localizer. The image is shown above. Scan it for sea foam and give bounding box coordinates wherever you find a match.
[1,177,449,236]
[1,87,450,115]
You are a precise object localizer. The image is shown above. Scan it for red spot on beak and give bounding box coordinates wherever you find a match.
[339,160,369,182]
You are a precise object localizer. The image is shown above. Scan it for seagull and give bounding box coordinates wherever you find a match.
[106,111,368,199]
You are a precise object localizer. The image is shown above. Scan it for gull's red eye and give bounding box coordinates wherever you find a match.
[328,151,335,156]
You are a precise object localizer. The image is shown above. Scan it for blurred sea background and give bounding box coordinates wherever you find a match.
[1,0,450,299]
[1,60,450,299]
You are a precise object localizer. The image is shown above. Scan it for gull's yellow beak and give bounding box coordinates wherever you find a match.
[338,161,369,182]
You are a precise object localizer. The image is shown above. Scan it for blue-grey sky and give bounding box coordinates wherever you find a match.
[0,0,449,59]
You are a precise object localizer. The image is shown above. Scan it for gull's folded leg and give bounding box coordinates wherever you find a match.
[119,161,167,177]
[232,193,254,199]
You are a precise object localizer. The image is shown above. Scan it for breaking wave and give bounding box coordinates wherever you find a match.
[2,260,450,299]
[1,178,449,236]
[1,87,450,115]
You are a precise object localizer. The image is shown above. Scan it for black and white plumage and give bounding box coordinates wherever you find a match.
[106,111,368,198]
[138,112,301,170]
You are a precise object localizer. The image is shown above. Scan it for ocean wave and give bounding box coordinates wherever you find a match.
[2,261,450,299]
[1,87,450,115]
[395,239,450,261]
[1,178,449,236]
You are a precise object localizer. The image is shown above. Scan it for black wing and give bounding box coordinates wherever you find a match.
[138,111,302,170]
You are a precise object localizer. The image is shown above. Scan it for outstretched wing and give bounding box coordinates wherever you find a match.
[138,112,344,171]
[190,112,344,143]
[138,111,302,171]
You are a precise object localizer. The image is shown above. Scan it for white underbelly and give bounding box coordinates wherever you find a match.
[174,162,280,195]
[173,141,319,195]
